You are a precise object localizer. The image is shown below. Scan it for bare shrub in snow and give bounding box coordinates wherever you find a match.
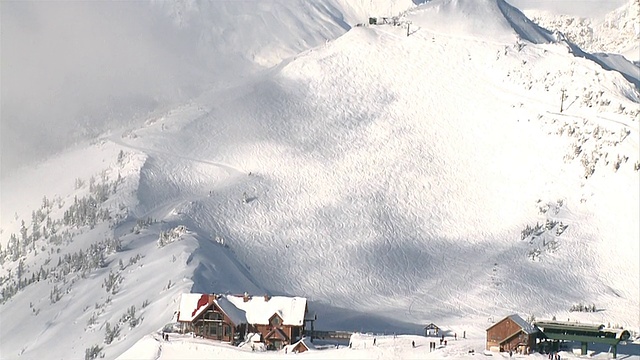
[128,254,142,266]
[104,322,120,345]
[84,344,103,360]
[87,313,98,327]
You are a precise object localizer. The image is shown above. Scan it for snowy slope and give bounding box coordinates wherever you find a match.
[523,0,640,61]
[1,0,639,359]
[0,0,414,176]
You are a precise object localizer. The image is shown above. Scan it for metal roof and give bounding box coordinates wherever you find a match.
[487,314,538,335]
[508,314,538,335]
[534,320,605,332]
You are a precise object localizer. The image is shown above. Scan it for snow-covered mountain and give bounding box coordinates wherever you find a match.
[1,0,638,359]
[0,0,412,177]
[523,0,640,61]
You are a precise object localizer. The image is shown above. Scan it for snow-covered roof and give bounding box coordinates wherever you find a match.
[214,296,248,325]
[602,328,631,340]
[177,293,307,326]
[292,337,315,351]
[224,294,307,326]
[177,293,211,322]
[507,314,538,334]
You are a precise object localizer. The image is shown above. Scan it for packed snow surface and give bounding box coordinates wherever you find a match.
[117,332,640,360]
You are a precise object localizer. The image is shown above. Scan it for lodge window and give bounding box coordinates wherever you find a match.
[204,311,223,321]
[207,323,223,336]
[271,317,281,327]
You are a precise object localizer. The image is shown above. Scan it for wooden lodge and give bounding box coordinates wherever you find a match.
[486,314,538,353]
[177,292,315,350]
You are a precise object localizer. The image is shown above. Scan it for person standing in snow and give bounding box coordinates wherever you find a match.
[412,341,415,348]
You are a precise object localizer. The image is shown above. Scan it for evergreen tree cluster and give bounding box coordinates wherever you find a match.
[521,222,543,240]
[0,236,122,303]
[570,303,597,312]
[0,173,124,303]
[62,174,122,229]
[523,200,569,262]
[132,217,156,234]
[0,196,65,263]
[119,305,141,329]
[103,270,123,295]
[49,284,63,304]
[157,225,188,248]
[63,195,111,229]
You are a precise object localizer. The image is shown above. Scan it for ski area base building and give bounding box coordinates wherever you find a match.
[177,293,314,350]
[486,314,538,353]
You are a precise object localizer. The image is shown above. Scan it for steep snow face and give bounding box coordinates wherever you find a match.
[524,0,640,60]
[508,0,628,18]
[1,1,639,360]
[407,0,552,43]
[208,19,639,321]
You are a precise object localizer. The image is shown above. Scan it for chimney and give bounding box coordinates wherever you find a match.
[264,294,271,302]
[243,292,250,302]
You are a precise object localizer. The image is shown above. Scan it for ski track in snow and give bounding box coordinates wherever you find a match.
[109,131,245,178]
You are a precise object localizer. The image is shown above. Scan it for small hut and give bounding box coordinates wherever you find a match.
[424,323,440,337]
[290,337,315,353]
